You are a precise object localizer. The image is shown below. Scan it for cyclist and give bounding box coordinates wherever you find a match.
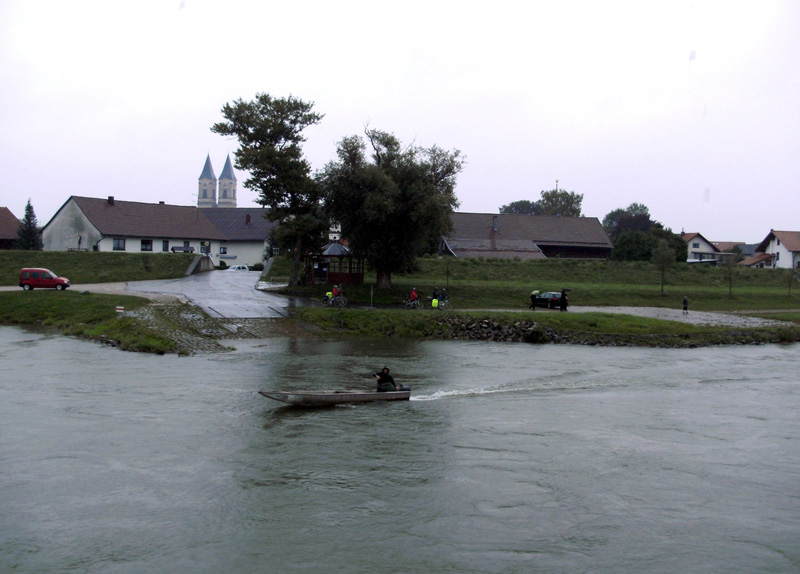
[410,287,419,302]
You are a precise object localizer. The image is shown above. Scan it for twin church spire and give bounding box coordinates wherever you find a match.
[198,154,237,208]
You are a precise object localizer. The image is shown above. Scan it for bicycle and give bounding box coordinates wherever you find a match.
[403,295,423,310]
[323,292,347,307]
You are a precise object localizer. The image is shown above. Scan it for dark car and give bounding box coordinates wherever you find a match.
[19,268,70,291]
[534,291,567,309]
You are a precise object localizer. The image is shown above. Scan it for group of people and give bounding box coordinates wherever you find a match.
[408,286,448,306]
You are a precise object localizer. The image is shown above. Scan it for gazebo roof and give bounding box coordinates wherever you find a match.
[320,241,352,258]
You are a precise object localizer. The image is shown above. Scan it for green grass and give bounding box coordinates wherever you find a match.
[268,256,799,313]
[0,291,175,353]
[292,307,800,346]
[0,250,195,286]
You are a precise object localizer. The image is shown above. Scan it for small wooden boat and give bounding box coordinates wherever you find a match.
[259,389,411,407]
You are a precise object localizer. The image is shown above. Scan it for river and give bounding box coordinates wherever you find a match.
[1,327,799,573]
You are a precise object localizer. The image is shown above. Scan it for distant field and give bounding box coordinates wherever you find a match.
[269,256,800,312]
[0,251,195,286]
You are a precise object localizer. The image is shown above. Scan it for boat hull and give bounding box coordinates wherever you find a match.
[259,390,411,407]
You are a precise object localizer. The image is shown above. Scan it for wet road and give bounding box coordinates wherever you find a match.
[124,270,301,318]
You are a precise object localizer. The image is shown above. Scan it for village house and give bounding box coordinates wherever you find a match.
[0,206,21,250]
[42,196,227,256]
[680,232,720,262]
[753,230,800,269]
[441,213,612,260]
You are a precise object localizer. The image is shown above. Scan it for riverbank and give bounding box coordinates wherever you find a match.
[2,287,799,355]
[290,308,800,348]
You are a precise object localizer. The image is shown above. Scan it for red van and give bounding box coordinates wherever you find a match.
[19,268,71,291]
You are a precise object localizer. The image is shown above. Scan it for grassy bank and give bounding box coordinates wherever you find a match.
[0,251,195,286]
[292,308,800,347]
[269,257,799,312]
[0,291,175,353]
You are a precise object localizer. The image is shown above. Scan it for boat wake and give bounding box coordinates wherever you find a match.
[411,375,616,401]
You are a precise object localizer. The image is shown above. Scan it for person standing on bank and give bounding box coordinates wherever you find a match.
[374,367,399,392]
[559,290,568,312]
[683,295,689,315]
[529,290,539,310]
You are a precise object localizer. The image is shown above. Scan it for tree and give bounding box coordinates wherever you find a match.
[211,93,326,285]
[651,238,676,294]
[499,200,541,215]
[320,129,463,288]
[16,199,43,250]
[603,203,653,242]
[498,188,582,217]
[537,188,583,217]
[719,252,739,296]
[612,230,655,261]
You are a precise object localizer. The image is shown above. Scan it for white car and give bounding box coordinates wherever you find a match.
[228,265,250,271]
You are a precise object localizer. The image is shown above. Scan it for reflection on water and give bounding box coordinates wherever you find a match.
[1,326,799,573]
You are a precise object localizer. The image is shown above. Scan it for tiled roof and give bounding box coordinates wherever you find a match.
[65,196,226,240]
[0,207,20,240]
[448,213,612,250]
[772,230,800,253]
[739,253,775,267]
[681,232,719,251]
[200,207,273,241]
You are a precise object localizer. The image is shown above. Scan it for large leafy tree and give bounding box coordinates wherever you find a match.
[16,199,43,250]
[499,188,583,217]
[604,203,686,262]
[499,200,541,215]
[320,129,463,288]
[211,93,327,285]
[537,188,583,217]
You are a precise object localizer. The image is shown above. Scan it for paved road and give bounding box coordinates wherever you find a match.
[123,270,306,318]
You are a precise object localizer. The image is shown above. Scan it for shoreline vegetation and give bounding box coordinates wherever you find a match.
[1,253,799,354]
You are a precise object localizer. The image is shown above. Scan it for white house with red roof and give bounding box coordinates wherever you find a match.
[680,232,720,262]
[754,230,800,269]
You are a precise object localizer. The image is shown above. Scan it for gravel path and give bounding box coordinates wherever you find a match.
[569,306,788,327]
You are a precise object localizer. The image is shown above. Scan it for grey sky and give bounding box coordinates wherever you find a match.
[1,0,797,243]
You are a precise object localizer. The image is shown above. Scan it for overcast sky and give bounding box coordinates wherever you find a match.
[1,0,797,243]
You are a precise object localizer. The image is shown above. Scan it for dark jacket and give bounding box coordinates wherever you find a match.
[375,371,397,392]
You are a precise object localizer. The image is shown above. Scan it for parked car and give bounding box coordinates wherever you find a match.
[228,265,250,271]
[534,291,567,309]
[19,268,70,291]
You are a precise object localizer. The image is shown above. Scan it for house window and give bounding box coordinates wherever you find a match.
[162,240,169,252]
[272,247,281,256]
[777,239,781,246]
[184,241,190,248]
[220,246,228,255]
[113,238,126,251]
[141,239,153,252]
[692,242,699,248]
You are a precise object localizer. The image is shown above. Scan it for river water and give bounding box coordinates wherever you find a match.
[1,327,799,573]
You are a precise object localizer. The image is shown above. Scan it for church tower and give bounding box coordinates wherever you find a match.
[198,154,217,207]
[217,154,237,207]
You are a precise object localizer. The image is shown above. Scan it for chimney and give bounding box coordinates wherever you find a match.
[108,196,115,206]
[245,214,251,225]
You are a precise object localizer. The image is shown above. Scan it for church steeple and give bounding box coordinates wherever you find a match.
[217,154,237,207]
[198,154,217,207]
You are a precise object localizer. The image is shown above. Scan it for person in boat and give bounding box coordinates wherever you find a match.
[374,366,399,392]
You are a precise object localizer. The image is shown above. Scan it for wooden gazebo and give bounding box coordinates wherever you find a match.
[304,241,364,285]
